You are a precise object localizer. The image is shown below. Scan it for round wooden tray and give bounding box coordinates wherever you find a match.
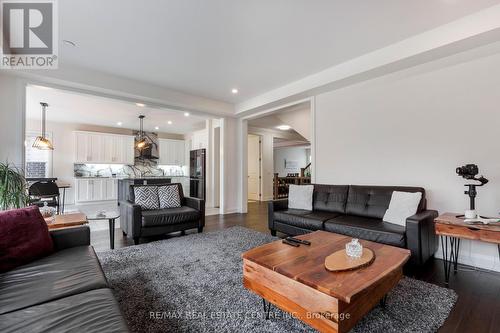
[324,248,375,272]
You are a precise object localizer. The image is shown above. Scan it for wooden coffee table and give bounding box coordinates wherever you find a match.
[242,231,410,333]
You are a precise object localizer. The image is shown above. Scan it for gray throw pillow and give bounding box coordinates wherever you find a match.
[133,186,160,210]
[158,185,182,209]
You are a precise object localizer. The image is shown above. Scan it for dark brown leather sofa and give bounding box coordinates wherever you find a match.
[0,226,129,332]
[268,185,438,265]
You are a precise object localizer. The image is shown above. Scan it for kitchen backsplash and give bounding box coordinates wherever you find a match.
[74,163,188,178]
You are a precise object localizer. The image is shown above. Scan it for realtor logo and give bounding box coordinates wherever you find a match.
[1,0,58,69]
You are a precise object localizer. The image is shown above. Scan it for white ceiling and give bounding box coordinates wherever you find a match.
[58,0,499,104]
[26,85,208,134]
[248,102,310,143]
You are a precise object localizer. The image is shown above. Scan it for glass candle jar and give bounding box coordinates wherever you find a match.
[346,238,363,258]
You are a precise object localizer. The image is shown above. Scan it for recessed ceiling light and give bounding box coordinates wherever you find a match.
[117,121,123,126]
[184,112,190,117]
[62,39,77,47]
[35,85,53,90]
[155,126,160,130]
[167,121,172,125]
[276,125,291,131]
[136,103,145,107]
[231,88,238,94]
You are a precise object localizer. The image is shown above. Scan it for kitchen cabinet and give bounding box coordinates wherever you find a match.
[104,178,118,200]
[159,139,185,165]
[75,178,118,203]
[75,131,135,164]
[191,130,208,150]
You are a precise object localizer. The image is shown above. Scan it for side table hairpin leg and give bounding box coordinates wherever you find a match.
[440,235,460,286]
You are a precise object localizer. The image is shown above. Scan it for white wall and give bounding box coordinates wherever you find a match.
[274,146,309,177]
[220,117,242,213]
[0,75,24,167]
[315,49,500,272]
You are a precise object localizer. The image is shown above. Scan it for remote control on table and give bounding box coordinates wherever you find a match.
[287,237,311,246]
[282,239,300,247]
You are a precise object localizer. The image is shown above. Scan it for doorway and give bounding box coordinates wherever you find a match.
[247,134,261,201]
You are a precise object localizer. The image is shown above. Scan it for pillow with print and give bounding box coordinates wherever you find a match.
[158,185,182,209]
[133,186,160,210]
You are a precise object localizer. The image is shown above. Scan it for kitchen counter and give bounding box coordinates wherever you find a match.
[117,177,173,203]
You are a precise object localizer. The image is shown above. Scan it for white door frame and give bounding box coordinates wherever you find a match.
[238,97,315,213]
[247,134,262,201]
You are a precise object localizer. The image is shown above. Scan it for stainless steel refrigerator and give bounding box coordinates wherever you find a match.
[189,149,206,200]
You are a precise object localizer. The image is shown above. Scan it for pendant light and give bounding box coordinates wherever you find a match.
[135,115,150,150]
[33,102,54,150]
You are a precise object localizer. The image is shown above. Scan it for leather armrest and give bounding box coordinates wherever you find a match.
[268,199,288,231]
[184,197,205,227]
[119,200,142,237]
[50,226,90,251]
[184,197,204,212]
[406,209,439,265]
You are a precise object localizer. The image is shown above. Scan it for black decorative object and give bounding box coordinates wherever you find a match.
[455,164,488,212]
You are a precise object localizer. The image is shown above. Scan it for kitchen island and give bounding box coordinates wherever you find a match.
[117,177,172,203]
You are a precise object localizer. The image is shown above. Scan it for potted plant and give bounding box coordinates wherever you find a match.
[0,162,28,210]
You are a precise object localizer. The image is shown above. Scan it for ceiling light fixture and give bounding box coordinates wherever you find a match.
[231,88,238,94]
[167,121,172,125]
[276,125,291,131]
[117,121,123,126]
[184,112,190,117]
[155,126,159,130]
[135,115,150,150]
[136,103,145,107]
[33,102,54,150]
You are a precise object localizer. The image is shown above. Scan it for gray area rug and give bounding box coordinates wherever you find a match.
[97,227,457,333]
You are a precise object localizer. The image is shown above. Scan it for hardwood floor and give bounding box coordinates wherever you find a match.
[91,201,500,333]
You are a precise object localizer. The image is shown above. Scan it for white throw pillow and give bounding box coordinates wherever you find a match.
[288,185,314,211]
[133,186,160,210]
[158,185,182,209]
[383,191,422,227]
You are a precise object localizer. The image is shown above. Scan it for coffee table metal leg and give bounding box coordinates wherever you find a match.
[61,188,66,214]
[452,238,460,273]
[109,218,115,250]
[262,299,271,320]
[440,235,452,286]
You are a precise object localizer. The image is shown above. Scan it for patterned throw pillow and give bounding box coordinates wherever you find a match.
[133,186,160,210]
[158,185,182,209]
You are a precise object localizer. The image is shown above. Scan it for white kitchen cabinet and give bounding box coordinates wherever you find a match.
[104,178,118,200]
[191,130,208,150]
[123,136,135,165]
[75,178,117,203]
[159,139,185,165]
[74,131,135,164]
[75,178,91,202]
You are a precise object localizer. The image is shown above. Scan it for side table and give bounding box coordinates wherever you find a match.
[87,211,120,249]
[434,213,500,286]
[45,212,88,229]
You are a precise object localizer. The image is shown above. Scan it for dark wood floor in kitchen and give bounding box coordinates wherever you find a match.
[91,201,500,333]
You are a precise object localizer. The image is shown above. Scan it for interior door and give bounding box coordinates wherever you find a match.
[247,135,261,201]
